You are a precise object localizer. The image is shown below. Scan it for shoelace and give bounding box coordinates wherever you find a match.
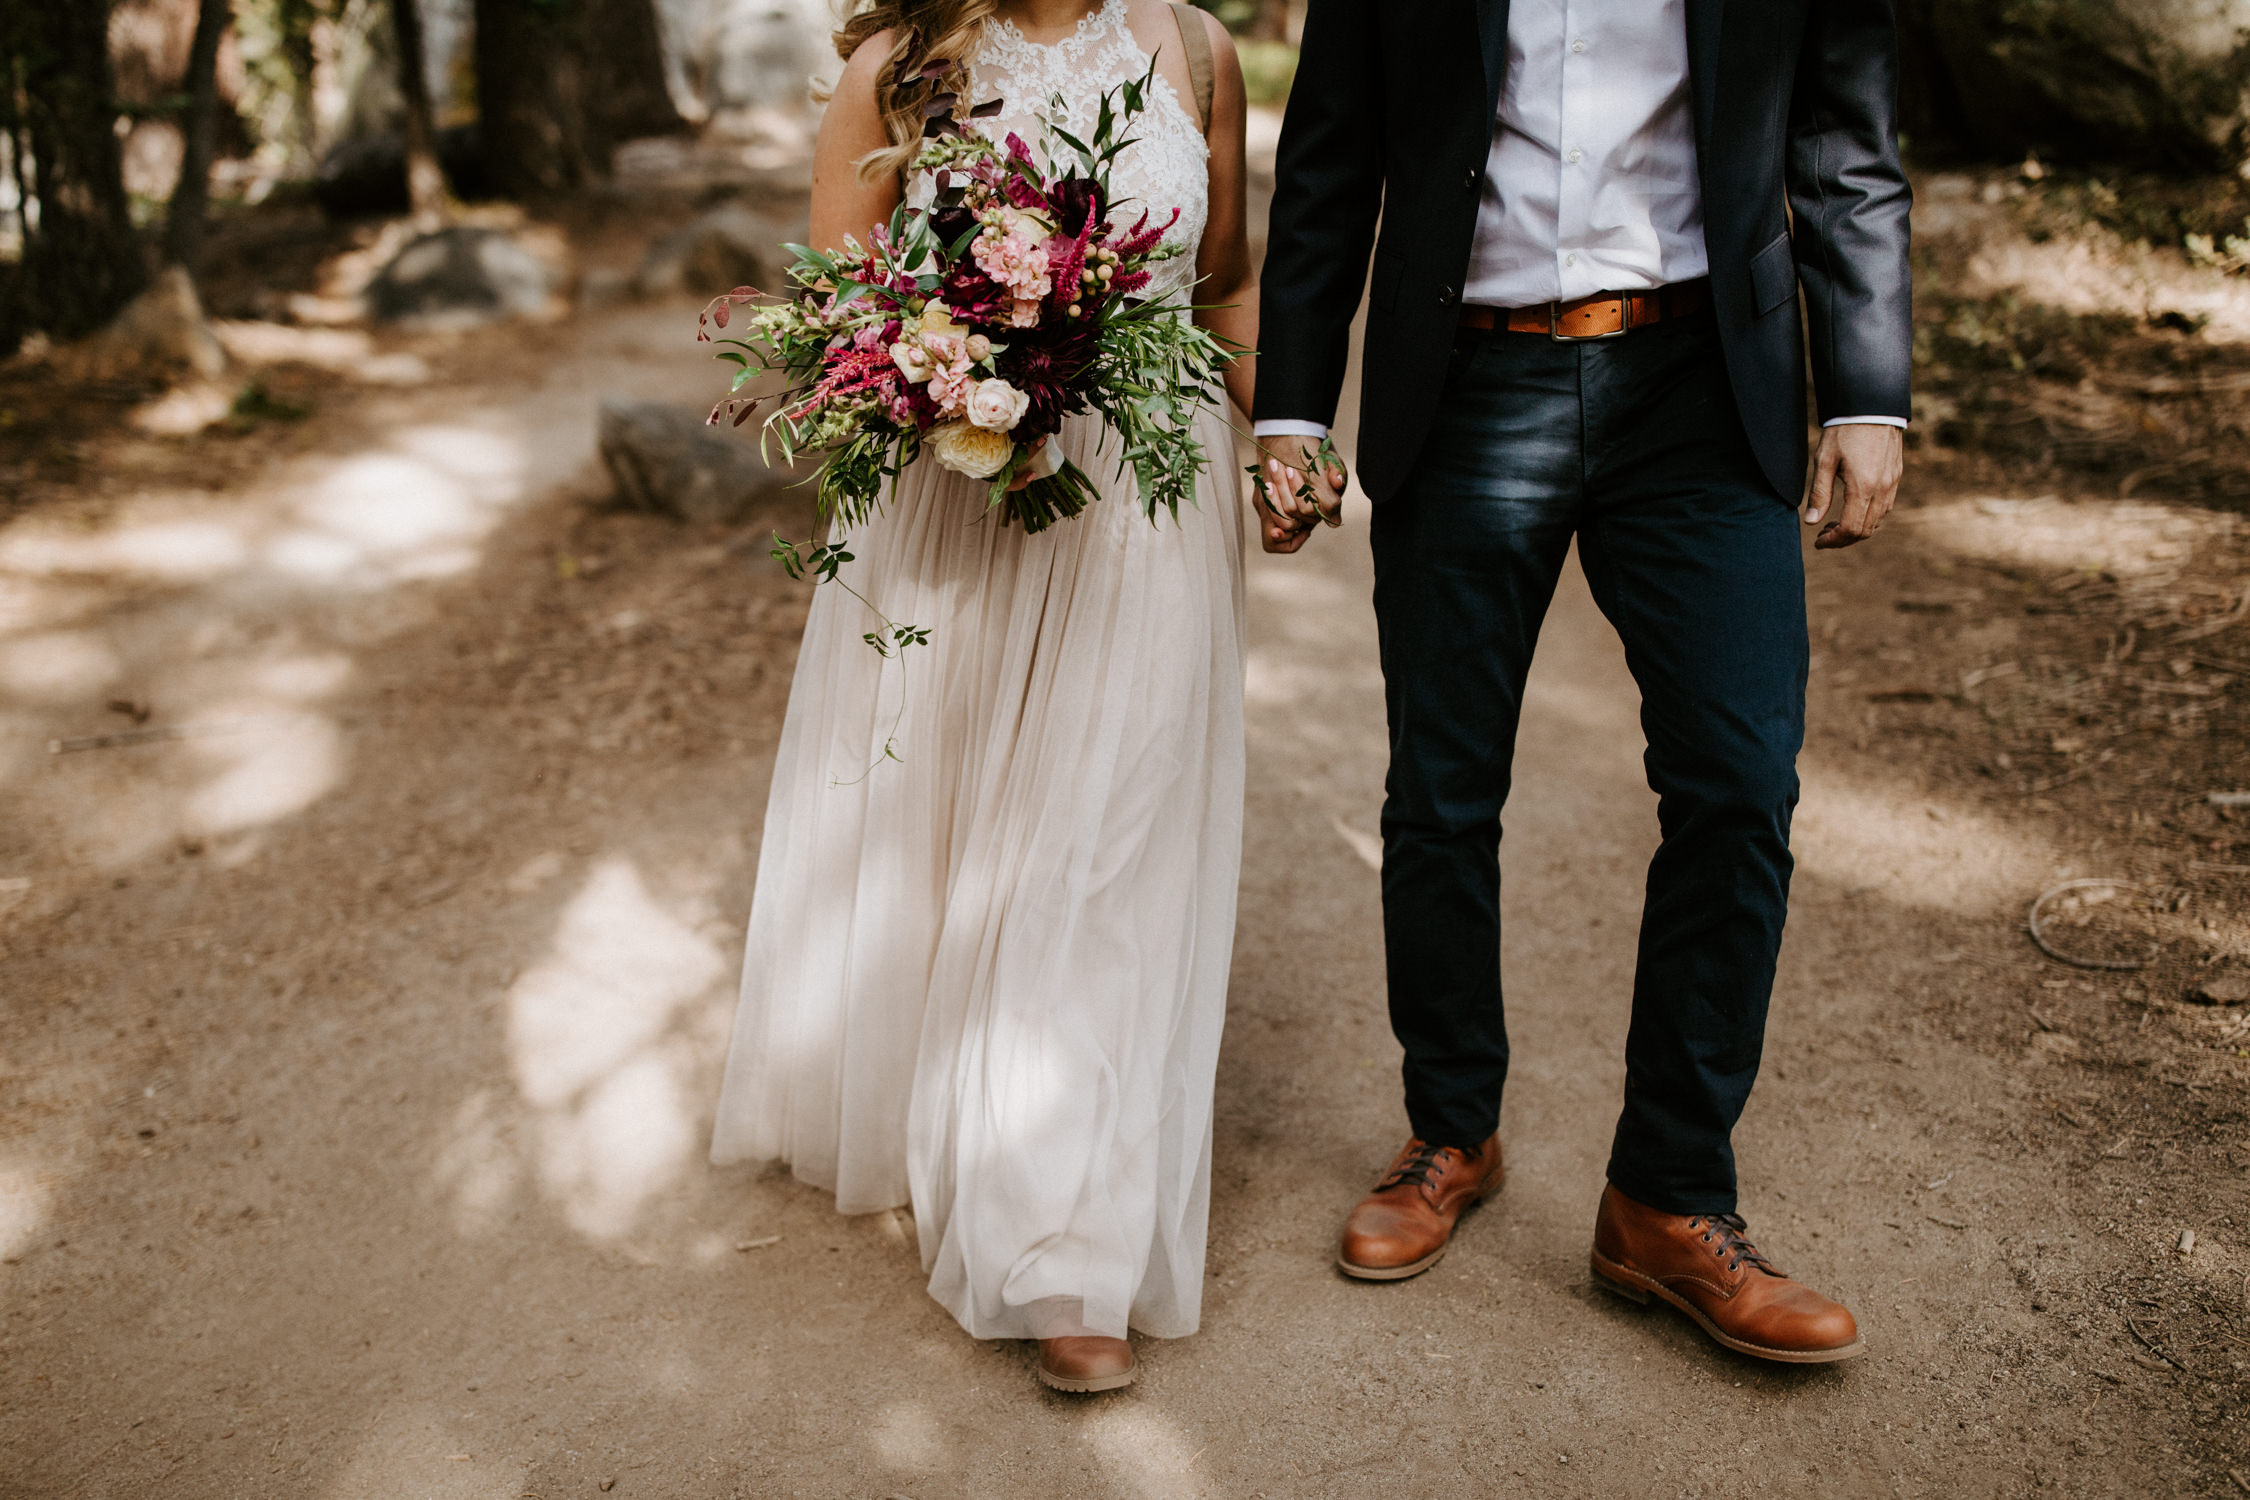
[1689,1213,1781,1276]
[1378,1141,1457,1196]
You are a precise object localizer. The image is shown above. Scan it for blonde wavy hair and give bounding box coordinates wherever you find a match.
[822,0,1003,183]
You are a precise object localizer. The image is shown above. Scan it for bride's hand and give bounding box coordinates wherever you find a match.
[1249,468,1312,553]
[1251,434,1344,553]
[1006,436,1050,493]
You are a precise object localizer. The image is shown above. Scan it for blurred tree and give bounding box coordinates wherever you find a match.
[162,0,232,266]
[391,0,447,220]
[1246,0,1289,43]
[473,0,685,196]
[0,0,146,356]
[1899,0,2250,172]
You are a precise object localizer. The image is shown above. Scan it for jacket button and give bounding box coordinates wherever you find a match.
[1436,284,1456,305]
[1462,167,1479,191]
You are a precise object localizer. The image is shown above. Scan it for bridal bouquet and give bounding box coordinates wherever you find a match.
[698,62,1232,536]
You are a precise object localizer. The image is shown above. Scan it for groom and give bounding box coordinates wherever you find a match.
[1254,0,1909,1361]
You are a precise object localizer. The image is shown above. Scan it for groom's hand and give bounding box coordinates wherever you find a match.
[1254,434,1346,554]
[1803,423,1903,550]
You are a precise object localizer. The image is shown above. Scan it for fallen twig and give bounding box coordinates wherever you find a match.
[2125,1313,2196,1377]
[47,719,264,754]
[2028,880,2159,971]
[2172,582,2250,644]
[2016,766,2095,797]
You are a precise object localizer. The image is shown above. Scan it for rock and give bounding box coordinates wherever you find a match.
[598,400,795,524]
[635,202,791,300]
[365,228,556,331]
[1902,0,2250,170]
[2185,972,2250,1006]
[655,0,825,112]
[53,267,227,384]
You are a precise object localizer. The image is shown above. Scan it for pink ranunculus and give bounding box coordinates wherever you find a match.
[926,364,975,416]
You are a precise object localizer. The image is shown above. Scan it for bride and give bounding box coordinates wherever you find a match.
[710,0,1279,1393]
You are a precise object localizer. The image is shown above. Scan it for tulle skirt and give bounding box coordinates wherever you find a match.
[710,403,1246,1340]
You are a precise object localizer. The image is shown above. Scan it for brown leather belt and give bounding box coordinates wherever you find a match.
[1459,277,1711,341]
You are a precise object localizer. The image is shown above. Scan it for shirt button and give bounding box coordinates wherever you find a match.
[1566,147,1584,165]
[1563,253,1578,267]
[1571,37,1587,53]
[1437,284,1457,305]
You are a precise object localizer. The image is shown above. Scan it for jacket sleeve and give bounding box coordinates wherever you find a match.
[1785,0,1914,423]
[1252,0,1385,429]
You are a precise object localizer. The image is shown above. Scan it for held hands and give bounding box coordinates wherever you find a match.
[1250,433,1348,554]
[1803,423,1904,549]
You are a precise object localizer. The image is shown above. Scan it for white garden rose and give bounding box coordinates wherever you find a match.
[926,420,1017,479]
[965,377,1031,432]
[890,339,932,383]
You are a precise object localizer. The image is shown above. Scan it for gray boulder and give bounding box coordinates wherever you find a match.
[1905,0,2250,170]
[366,227,555,330]
[635,202,794,300]
[598,399,797,524]
[656,0,825,113]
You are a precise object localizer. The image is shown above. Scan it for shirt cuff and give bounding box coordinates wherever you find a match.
[1823,415,1908,429]
[1251,419,1331,440]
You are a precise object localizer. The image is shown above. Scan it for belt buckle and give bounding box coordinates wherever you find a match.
[1550,295,1633,343]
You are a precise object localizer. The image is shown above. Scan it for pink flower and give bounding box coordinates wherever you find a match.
[972,211,1053,311]
[926,363,975,416]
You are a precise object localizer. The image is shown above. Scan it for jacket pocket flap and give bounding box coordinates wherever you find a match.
[1749,232,1796,316]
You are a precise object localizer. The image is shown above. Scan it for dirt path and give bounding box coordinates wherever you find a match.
[5,207,2249,1495]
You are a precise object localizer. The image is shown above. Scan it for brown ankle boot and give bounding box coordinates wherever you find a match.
[1036,1336,1136,1393]
[1590,1183,1864,1363]
[1337,1135,1504,1280]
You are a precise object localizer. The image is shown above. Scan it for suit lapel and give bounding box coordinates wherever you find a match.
[1474,0,1510,128]
[1685,0,1725,149]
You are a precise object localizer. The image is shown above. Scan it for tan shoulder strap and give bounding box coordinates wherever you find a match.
[1168,2,1215,134]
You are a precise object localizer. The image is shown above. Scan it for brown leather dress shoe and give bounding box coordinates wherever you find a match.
[1337,1135,1504,1280]
[1590,1183,1865,1363]
[1036,1336,1137,1393]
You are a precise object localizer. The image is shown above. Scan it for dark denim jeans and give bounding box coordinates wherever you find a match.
[1369,313,1807,1216]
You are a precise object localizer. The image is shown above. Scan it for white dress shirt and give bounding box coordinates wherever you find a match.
[1465,0,1706,308]
[1254,0,1902,444]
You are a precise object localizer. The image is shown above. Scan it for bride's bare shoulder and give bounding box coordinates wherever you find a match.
[835,29,901,109]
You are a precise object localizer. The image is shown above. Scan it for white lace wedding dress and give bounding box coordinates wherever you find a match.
[709,0,1245,1343]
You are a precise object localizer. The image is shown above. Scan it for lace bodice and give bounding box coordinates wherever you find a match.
[949,0,1209,303]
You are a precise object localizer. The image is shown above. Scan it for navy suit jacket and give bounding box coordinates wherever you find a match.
[1254,0,1914,503]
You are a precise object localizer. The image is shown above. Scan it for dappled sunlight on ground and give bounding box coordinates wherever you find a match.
[488,858,732,1241]
[319,1402,523,1500]
[1078,1403,1214,1499]
[1907,494,2219,578]
[1917,172,2250,342]
[1792,764,2062,914]
[0,1161,50,1263]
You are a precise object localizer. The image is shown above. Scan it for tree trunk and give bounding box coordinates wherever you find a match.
[1248,0,1292,44]
[391,0,447,222]
[163,0,231,268]
[278,0,321,166]
[0,1,146,356]
[473,0,685,199]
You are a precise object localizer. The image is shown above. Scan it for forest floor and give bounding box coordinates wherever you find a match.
[2,129,2248,1498]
